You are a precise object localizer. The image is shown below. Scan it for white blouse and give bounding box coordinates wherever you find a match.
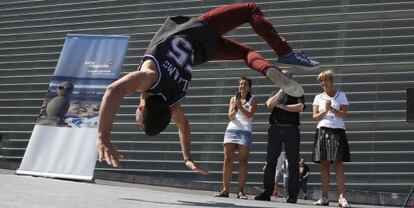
[313,91,349,129]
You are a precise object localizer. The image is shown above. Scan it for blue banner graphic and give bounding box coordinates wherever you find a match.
[36,34,129,128]
[17,34,130,181]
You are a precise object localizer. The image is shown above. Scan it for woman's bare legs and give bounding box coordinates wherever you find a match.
[334,160,346,199]
[237,145,250,193]
[321,161,331,199]
[222,143,237,192]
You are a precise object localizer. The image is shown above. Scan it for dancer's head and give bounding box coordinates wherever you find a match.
[139,95,171,136]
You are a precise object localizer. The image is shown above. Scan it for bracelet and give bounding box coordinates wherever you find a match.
[184,158,193,163]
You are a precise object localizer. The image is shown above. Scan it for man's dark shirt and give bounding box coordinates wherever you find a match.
[268,91,305,126]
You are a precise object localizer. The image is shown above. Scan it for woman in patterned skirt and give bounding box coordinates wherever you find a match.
[312,69,351,207]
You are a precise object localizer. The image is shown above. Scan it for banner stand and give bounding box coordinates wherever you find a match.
[17,34,129,181]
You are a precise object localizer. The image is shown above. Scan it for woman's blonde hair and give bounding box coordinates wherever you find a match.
[317,69,334,83]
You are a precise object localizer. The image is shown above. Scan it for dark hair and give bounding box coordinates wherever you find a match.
[142,95,171,136]
[240,76,252,101]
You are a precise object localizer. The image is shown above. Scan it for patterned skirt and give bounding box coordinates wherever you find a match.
[312,127,351,163]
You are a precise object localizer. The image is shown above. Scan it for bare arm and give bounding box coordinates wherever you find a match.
[266,90,283,109]
[236,97,258,118]
[312,105,328,121]
[268,90,304,112]
[96,61,157,168]
[136,92,150,130]
[228,97,237,120]
[313,102,348,121]
[277,103,304,112]
[332,105,348,118]
[170,104,209,175]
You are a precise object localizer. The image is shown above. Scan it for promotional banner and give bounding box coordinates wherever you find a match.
[17,34,129,181]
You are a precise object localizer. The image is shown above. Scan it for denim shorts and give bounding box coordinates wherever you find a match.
[223,129,252,148]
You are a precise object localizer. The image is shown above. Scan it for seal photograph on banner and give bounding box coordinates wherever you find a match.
[17,34,129,181]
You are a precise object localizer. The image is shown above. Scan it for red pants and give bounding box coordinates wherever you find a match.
[198,3,292,75]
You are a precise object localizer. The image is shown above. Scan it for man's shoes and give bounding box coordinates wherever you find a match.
[254,192,271,201]
[314,197,330,206]
[265,68,304,97]
[278,50,320,71]
[286,197,297,203]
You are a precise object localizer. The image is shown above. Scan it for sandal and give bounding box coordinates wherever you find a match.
[214,190,229,198]
[338,197,351,207]
[237,192,248,200]
[314,197,329,206]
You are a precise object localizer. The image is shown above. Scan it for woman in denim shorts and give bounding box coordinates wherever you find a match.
[215,77,257,199]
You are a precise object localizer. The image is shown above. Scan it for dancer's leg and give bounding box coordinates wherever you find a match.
[198,2,292,56]
[214,37,272,76]
[215,37,304,97]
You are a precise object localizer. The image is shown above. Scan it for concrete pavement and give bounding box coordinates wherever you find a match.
[0,169,397,208]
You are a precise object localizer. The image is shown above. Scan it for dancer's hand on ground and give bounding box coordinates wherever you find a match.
[96,140,124,168]
[185,160,209,175]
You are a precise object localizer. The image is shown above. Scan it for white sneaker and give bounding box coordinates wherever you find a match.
[266,68,304,97]
[338,198,351,207]
[314,197,329,206]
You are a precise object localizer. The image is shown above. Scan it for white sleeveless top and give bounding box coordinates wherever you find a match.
[226,96,255,132]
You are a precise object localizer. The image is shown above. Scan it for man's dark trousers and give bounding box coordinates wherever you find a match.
[262,124,300,199]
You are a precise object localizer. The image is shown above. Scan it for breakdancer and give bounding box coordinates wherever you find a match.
[96,2,319,175]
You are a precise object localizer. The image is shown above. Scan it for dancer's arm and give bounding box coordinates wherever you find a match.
[170,103,209,175]
[136,92,150,130]
[96,61,157,168]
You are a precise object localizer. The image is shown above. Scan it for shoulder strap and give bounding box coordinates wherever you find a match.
[245,96,254,105]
